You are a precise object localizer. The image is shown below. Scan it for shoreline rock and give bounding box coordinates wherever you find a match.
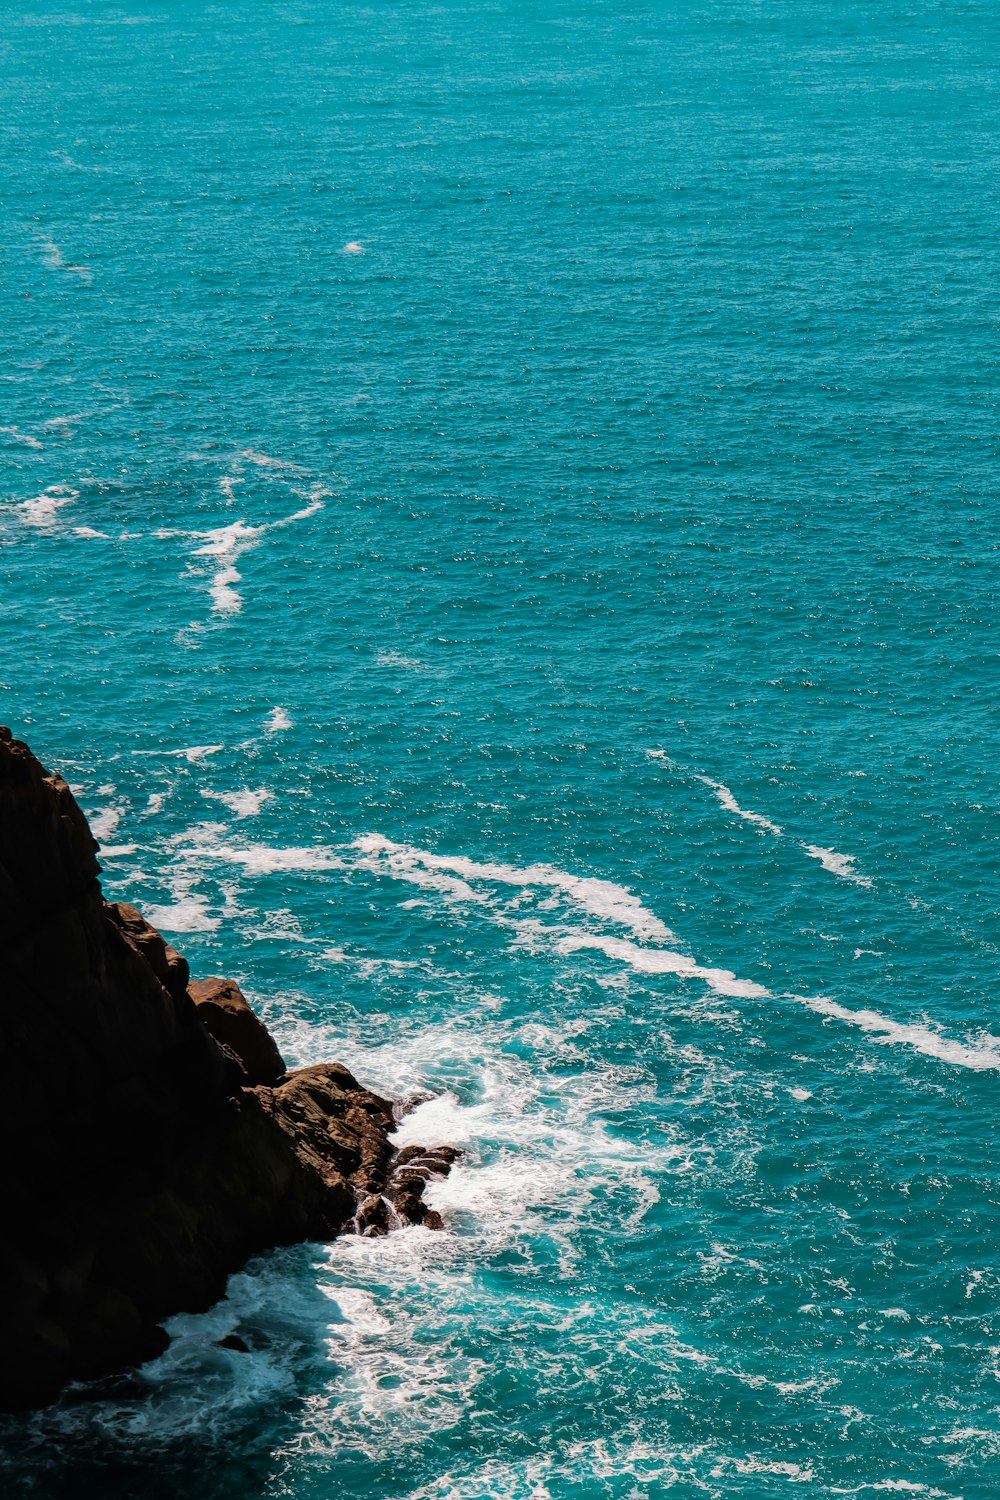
[0,727,454,1412]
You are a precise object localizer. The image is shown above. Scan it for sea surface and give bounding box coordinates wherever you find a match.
[2,1,999,1496]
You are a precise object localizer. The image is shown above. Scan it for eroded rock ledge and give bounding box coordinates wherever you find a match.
[0,727,454,1411]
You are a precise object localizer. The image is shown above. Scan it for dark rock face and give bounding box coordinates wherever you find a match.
[0,727,453,1412]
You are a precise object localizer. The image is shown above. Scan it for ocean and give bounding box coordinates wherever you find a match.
[1,0,998,1495]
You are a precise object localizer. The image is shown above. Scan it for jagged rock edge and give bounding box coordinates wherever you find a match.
[0,726,458,1411]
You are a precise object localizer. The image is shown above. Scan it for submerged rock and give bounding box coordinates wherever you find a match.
[0,727,453,1412]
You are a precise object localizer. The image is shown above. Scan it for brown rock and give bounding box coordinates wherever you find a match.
[189,977,286,1085]
[355,1194,392,1237]
[107,901,191,1002]
[0,727,455,1412]
[392,1191,427,1226]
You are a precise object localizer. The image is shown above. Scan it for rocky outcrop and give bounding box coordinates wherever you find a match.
[190,976,287,1085]
[0,727,454,1412]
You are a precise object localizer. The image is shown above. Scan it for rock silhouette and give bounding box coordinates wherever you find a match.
[0,727,455,1411]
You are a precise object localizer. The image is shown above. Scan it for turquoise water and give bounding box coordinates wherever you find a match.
[2,0,999,1495]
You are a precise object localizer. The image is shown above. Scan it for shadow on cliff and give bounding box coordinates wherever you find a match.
[0,1242,344,1500]
[0,728,458,1480]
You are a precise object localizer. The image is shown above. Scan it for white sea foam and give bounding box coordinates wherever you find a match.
[351,834,779,1004]
[133,743,224,763]
[173,827,344,875]
[1,1245,360,1453]
[209,564,241,614]
[189,520,263,617]
[279,490,328,524]
[556,932,770,999]
[353,835,675,943]
[696,776,784,837]
[37,234,93,281]
[201,787,274,819]
[803,844,873,887]
[241,1003,702,1467]
[317,947,421,978]
[401,1450,652,1498]
[286,1270,485,1460]
[180,743,224,763]
[720,1455,816,1481]
[354,837,990,1071]
[400,1435,811,1498]
[669,761,875,889]
[89,804,124,843]
[265,706,292,733]
[144,896,220,933]
[222,845,342,876]
[237,448,308,474]
[0,425,43,449]
[792,994,1000,1071]
[8,983,836,1474]
[273,1010,696,1226]
[390,1092,480,1152]
[42,412,87,429]
[16,484,79,531]
[376,650,426,670]
[104,1247,336,1442]
[181,499,323,618]
[937,1425,1000,1461]
[829,1484,963,1498]
[139,841,232,934]
[353,838,487,906]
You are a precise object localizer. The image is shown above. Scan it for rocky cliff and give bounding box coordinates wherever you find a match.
[0,727,454,1411]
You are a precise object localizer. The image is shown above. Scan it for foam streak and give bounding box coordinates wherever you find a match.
[353,836,675,943]
[793,994,1000,1071]
[696,776,784,837]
